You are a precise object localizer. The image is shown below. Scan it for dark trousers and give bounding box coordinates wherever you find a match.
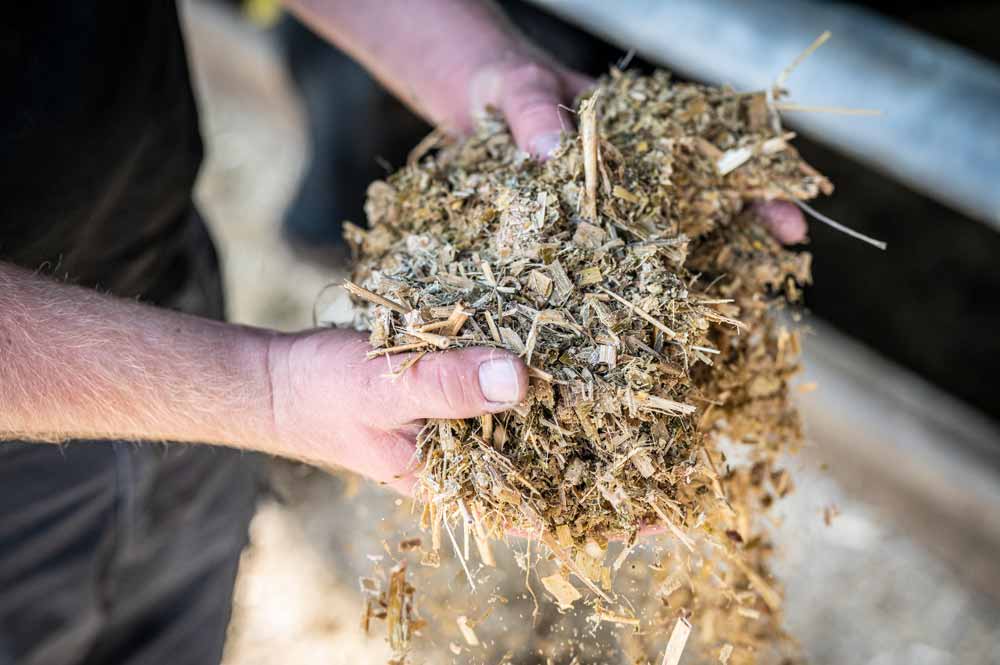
[0,206,258,665]
[0,441,259,665]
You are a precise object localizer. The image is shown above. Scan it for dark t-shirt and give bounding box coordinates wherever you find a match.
[1,2,215,310]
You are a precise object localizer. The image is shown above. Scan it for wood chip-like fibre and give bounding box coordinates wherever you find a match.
[344,70,826,661]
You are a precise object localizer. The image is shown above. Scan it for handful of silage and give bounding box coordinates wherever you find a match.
[344,71,826,592]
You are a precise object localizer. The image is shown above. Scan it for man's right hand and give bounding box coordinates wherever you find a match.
[263,330,528,494]
[0,262,527,494]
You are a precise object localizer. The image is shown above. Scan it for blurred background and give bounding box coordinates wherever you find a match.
[177,1,1000,663]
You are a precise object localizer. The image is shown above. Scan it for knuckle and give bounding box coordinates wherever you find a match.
[433,362,471,415]
[503,62,559,99]
[506,61,556,87]
[504,92,560,127]
[513,98,559,126]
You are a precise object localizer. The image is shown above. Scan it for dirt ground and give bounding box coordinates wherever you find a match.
[181,4,1000,664]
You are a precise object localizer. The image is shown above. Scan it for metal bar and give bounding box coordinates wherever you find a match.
[530,0,1000,231]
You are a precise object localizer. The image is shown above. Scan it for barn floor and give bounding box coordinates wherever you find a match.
[180,3,1000,664]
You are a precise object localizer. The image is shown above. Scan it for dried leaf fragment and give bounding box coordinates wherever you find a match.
[540,573,583,609]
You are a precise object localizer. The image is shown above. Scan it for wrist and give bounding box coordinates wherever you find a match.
[230,325,290,456]
[253,328,347,464]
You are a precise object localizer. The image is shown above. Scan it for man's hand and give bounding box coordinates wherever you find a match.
[285,0,588,158]
[285,0,809,241]
[265,330,527,493]
[0,263,526,493]
[466,55,591,158]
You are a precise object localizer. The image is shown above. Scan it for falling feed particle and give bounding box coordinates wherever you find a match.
[540,573,583,609]
[359,558,424,664]
[661,617,692,665]
[456,616,480,647]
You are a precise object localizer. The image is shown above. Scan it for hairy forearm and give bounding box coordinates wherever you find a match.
[0,262,275,449]
[284,0,533,132]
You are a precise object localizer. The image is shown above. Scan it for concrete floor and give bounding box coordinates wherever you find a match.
[181,3,1000,664]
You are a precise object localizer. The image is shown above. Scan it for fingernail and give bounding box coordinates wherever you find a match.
[530,132,561,159]
[753,200,807,245]
[478,357,521,404]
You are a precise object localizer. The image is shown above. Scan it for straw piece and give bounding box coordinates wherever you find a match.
[540,573,582,609]
[580,91,601,221]
[343,280,409,315]
[597,286,677,339]
[661,617,692,665]
[456,616,479,646]
[774,102,882,116]
[403,328,452,349]
[775,30,831,89]
[792,198,887,250]
[366,342,427,359]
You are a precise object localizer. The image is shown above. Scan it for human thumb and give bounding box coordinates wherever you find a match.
[364,347,528,427]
